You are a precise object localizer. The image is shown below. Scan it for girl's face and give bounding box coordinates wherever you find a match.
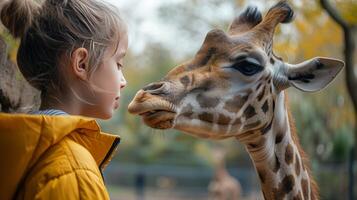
[85,35,128,119]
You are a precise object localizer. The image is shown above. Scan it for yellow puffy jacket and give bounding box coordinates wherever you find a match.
[0,113,120,200]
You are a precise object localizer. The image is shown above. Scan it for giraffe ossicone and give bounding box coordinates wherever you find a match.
[128,1,344,199]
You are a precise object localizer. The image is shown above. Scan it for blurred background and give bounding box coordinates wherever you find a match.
[1,0,356,199]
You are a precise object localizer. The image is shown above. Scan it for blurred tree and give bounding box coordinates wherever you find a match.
[0,31,40,113]
[319,0,357,199]
[319,0,357,153]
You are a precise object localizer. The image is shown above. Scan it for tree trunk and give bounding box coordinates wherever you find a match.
[319,1,357,199]
[344,28,357,153]
[0,36,40,113]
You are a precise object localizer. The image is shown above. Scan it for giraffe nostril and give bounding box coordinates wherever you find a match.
[142,82,167,95]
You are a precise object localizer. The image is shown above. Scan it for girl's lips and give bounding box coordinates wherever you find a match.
[114,97,120,109]
[114,101,119,109]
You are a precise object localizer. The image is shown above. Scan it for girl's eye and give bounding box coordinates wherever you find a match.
[231,61,263,76]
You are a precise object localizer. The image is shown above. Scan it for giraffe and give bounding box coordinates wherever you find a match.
[128,1,344,199]
[208,148,242,200]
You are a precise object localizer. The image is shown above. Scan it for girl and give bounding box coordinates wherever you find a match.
[0,0,127,199]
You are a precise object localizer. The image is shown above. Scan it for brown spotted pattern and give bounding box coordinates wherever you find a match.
[223,95,247,113]
[197,94,220,108]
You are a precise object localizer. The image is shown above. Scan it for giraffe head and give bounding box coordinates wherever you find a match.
[128,1,344,140]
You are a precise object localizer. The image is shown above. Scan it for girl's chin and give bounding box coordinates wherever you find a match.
[96,108,115,120]
[98,111,113,120]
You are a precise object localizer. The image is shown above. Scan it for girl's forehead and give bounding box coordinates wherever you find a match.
[118,35,128,51]
[120,33,129,48]
[111,36,128,59]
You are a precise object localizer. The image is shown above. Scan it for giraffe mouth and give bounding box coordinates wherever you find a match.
[139,110,177,129]
[139,110,175,116]
[128,92,177,129]
[131,109,177,130]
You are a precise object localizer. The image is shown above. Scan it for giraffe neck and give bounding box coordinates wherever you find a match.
[240,91,318,200]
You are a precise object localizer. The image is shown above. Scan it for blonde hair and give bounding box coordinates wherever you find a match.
[0,0,125,99]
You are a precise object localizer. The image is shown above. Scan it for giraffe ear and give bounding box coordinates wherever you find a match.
[285,57,344,92]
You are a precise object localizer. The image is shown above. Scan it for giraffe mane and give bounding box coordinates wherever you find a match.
[228,6,262,35]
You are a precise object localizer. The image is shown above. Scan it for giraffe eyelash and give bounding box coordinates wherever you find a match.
[223,59,264,76]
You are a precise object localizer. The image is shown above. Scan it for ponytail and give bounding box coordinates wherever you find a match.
[0,0,40,38]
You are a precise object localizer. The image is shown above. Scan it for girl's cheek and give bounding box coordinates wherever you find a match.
[110,69,123,94]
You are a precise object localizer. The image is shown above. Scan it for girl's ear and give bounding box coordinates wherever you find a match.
[71,48,89,81]
[275,57,344,92]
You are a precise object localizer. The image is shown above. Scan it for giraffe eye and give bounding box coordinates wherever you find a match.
[231,61,263,76]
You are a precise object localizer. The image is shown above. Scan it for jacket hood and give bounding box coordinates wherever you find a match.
[0,113,120,200]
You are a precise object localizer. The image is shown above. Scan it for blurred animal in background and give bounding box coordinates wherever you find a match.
[208,148,242,200]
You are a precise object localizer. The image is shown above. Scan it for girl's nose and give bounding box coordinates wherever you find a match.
[120,76,127,89]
